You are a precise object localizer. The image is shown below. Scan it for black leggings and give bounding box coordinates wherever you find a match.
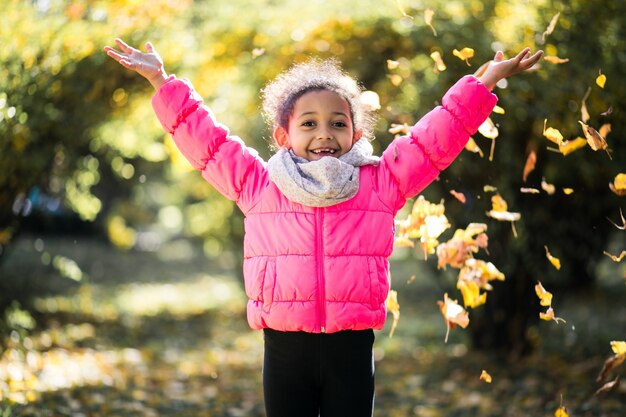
[263,328,375,417]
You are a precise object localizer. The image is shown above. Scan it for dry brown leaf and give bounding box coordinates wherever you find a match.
[523,150,537,182]
[597,353,626,383]
[595,377,620,396]
[579,121,612,159]
[581,87,591,123]
[542,12,560,43]
[607,208,626,230]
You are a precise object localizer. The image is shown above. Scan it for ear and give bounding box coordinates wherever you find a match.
[352,129,363,143]
[273,126,290,148]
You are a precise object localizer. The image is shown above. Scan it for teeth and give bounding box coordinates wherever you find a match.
[312,149,336,154]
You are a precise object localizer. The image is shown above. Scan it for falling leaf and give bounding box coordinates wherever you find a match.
[607,208,625,230]
[603,251,626,262]
[449,190,466,204]
[597,352,626,383]
[483,185,498,193]
[388,123,411,136]
[386,59,400,70]
[540,306,566,323]
[609,173,626,196]
[457,279,487,308]
[612,341,626,355]
[478,117,499,161]
[385,289,400,337]
[430,51,447,73]
[544,246,561,270]
[452,47,474,65]
[563,188,574,195]
[543,119,565,146]
[579,121,611,159]
[480,370,492,383]
[424,8,437,36]
[437,293,469,343]
[541,178,556,195]
[581,87,591,123]
[535,281,553,307]
[523,150,537,182]
[395,196,450,259]
[520,187,541,194]
[489,107,504,117]
[557,137,587,156]
[360,90,381,111]
[554,406,569,417]
[543,55,569,64]
[542,12,560,43]
[486,194,521,236]
[394,236,415,248]
[600,106,613,116]
[465,137,484,157]
[599,123,611,138]
[436,223,489,270]
[596,70,606,88]
[595,377,621,396]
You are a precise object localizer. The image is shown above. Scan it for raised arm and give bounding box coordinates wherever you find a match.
[104,38,169,90]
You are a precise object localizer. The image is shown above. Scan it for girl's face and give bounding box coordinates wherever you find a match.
[274,90,362,161]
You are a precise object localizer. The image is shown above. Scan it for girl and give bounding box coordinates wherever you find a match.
[105,39,542,417]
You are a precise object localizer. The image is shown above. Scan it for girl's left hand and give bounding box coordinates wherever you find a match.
[476,48,543,91]
[104,38,168,90]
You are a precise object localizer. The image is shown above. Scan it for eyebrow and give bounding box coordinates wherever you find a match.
[297,111,349,118]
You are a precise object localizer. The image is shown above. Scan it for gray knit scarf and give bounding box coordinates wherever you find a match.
[267,138,380,207]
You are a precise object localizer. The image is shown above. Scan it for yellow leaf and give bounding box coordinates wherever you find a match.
[535,281,553,307]
[543,55,569,64]
[430,51,446,73]
[611,341,626,355]
[558,137,587,156]
[609,173,626,196]
[603,250,626,262]
[453,47,474,65]
[492,105,505,114]
[457,279,487,308]
[543,119,565,146]
[437,293,469,343]
[563,188,574,195]
[464,137,484,157]
[385,290,400,337]
[544,246,561,270]
[449,190,466,204]
[424,9,437,36]
[387,74,403,86]
[554,406,569,417]
[596,71,606,88]
[480,370,492,383]
[540,306,566,323]
[491,194,508,212]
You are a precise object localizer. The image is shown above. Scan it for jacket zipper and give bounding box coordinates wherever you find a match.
[316,208,326,333]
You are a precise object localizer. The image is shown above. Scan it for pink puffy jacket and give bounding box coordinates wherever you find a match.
[152,75,497,334]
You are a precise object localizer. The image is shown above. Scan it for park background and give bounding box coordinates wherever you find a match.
[0,0,625,415]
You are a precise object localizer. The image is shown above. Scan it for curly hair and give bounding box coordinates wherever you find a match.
[261,58,377,140]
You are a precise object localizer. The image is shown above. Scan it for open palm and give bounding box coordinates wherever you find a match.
[104,38,168,89]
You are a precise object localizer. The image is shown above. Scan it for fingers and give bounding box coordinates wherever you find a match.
[145,42,154,53]
[115,38,135,54]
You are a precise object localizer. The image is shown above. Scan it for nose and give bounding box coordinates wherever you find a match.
[317,126,333,140]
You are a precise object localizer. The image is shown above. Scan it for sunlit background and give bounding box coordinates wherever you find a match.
[1,0,625,415]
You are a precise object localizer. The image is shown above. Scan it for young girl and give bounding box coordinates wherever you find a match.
[105,39,542,417]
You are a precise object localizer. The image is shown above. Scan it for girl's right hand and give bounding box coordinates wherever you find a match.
[104,38,168,90]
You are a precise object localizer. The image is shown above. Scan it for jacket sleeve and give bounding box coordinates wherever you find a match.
[377,75,497,211]
[151,76,267,213]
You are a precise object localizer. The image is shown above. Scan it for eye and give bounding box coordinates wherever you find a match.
[301,120,316,127]
[332,121,348,128]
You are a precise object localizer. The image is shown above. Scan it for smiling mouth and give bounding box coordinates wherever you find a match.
[310,148,338,155]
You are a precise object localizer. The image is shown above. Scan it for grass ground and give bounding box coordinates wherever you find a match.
[1,234,624,416]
